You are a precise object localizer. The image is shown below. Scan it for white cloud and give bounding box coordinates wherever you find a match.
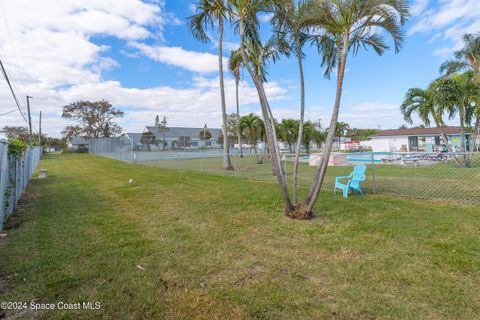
[339,103,402,129]
[411,0,431,16]
[0,74,289,137]
[129,41,225,73]
[0,0,293,138]
[409,0,480,55]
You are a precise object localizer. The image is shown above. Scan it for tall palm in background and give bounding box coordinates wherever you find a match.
[229,49,244,157]
[301,0,409,213]
[440,33,480,80]
[271,0,308,205]
[230,0,295,214]
[240,113,265,163]
[187,0,233,170]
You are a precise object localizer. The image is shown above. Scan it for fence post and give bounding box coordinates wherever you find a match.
[371,153,376,194]
[0,141,6,230]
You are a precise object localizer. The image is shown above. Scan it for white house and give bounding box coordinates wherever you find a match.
[369,127,472,153]
[68,137,89,150]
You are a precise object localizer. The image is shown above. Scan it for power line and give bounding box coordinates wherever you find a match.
[0,56,28,123]
[0,0,29,101]
[0,109,17,116]
[0,50,27,113]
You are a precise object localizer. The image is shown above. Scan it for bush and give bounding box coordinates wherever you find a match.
[8,139,28,158]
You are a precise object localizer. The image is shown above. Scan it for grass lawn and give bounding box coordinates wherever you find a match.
[1,153,479,319]
[142,155,480,205]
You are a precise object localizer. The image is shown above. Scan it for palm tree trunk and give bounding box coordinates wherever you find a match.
[473,115,480,152]
[292,38,305,206]
[434,120,453,153]
[305,45,348,212]
[459,110,470,166]
[218,17,233,171]
[253,140,260,163]
[468,115,480,162]
[236,79,243,157]
[238,17,293,213]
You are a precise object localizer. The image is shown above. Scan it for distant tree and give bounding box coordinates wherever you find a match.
[345,128,379,141]
[140,131,158,146]
[157,116,169,151]
[240,113,265,164]
[215,114,241,148]
[44,137,66,148]
[1,126,29,141]
[155,115,160,127]
[398,124,408,129]
[301,121,325,154]
[61,100,123,139]
[276,119,298,152]
[199,129,212,141]
[333,122,350,150]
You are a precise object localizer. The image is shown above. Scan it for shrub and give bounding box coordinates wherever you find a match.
[8,139,28,158]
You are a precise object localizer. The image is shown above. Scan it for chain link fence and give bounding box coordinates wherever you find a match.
[0,140,42,230]
[88,136,480,205]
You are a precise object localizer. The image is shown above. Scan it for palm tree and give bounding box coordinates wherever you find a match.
[440,33,480,80]
[400,81,454,153]
[277,118,299,152]
[302,0,409,214]
[240,113,265,163]
[271,0,309,205]
[229,49,244,158]
[302,121,324,153]
[440,33,480,159]
[230,0,295,214]
[334,121,349,151]
[436,73,480,165]
[187,0,233,170]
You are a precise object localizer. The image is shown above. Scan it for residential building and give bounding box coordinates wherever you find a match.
[142,126,222,149]
[67,137,89,150]
[369,127,472,152]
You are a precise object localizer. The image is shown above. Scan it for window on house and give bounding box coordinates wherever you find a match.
[408,136,418,151]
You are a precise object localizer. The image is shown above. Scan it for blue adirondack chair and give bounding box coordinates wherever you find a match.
[334,165,366,198]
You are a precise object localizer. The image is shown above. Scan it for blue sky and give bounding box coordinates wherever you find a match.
[0,0,479,137]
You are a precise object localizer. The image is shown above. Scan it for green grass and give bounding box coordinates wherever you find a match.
[1,153,479,319]
[142,155,480,205]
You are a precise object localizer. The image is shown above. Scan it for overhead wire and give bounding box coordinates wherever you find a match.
[0,0,29,102]
[0,109,17,116]
[0,56,28,123]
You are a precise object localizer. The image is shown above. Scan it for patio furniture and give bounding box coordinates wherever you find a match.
[334,165,366,198]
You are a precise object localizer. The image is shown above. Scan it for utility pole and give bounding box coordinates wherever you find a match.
[38,110,42,146]
[26,95,33,145]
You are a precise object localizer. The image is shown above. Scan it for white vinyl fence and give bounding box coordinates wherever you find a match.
[0,140,42,230]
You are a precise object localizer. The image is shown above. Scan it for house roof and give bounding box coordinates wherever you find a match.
[370,126,468,137]
[125,132,143,141]
[145,126,222,140]
[69,137,88,145]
